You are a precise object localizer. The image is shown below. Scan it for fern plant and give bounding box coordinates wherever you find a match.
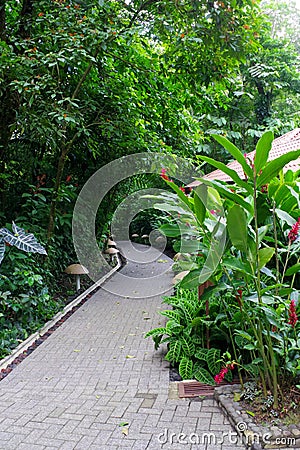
[145,288,232,384]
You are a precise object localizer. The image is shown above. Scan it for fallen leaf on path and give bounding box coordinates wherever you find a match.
[73,349,81,352]
[126,355,135,359]
[234,392,241,402]
[119,421,129,427]
[122,427,129,436]
[157,259,168,263]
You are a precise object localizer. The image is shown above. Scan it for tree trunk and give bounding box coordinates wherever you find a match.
[19,0,34,38]
[47,148,68,242]
[0,0,6,42]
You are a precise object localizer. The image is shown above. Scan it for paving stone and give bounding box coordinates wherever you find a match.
[0,242,246,450]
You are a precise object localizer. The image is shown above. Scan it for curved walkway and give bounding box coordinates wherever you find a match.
[0,243,246,450]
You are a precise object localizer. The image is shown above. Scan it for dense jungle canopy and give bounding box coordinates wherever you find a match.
[0,0,299,260]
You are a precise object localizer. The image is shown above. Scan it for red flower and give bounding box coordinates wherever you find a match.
[288,218,300,243]
[236,289,243,307]
[160,168,170,181]
[214,363,235,384]
[66,175,72,183]
[214,367,228,384]
[288,300,298,328]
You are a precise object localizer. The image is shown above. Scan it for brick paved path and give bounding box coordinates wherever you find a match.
[0,243,246,450]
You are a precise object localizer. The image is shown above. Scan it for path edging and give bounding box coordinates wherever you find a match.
[0,255,122,371]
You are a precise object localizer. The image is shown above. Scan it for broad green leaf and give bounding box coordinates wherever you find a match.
[258,247,275,270]
[164,179,191,209]
[159,310,181,322]
[275,209,296,227]
[181,336,195,357]
[258,225,269,244]
[178,269,202,289]
[0,238,5,265]
[0,222,47,256]
[195,178,253,214]
[191,317,204,328]
[194,186,206,224]
[234,392,241,402]
[254,130,274,172]
[179,357,193,380]
[227,205,248,252]
[207,348,221,374]
[222,257,253,276]
[224,369,233,382]
[165,341,182,363]
[257,149,300,187]
[285,263,300,277]
[193,366,215,385]
[244,344,256,350]
[173,239,201,254]
[159,223,181,237]
[194,348,209,361]
[212,134,253,180]
[179,223,225,287]
[144,327,167,338]
[197,155,253,194]
[235,330,253,341]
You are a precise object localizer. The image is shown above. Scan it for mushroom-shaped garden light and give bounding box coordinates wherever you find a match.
[107,238,117,248]
[105,247,119,262]
[65,264,89,292]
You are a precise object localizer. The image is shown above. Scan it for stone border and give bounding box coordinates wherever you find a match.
[0,254,122,378]
[214,385,300,449]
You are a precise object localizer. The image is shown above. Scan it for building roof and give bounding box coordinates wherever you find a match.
[188,128,300,187]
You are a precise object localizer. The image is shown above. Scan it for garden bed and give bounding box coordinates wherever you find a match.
[215,384,300,449]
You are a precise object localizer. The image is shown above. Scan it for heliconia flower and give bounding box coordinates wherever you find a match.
[235,289,243,307]
[288,299,298,328]
[214,362,235,384]
[160,168,170,181]
[214,367,228,384]
[288,218,300,243]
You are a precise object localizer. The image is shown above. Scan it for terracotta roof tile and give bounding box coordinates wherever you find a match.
[188,129,300,187]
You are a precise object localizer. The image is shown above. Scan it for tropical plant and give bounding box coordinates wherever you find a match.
[0,222,47,265]
[145,288,234,384]
[146,130,300,409]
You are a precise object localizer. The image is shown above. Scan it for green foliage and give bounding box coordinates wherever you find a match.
[145,288,233,383]
[0,256,63,358]
[0,222,47,265]
[149,131,300,408]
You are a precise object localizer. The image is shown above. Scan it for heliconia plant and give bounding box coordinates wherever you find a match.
[146,130,300,409]
[0,222,47,265]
